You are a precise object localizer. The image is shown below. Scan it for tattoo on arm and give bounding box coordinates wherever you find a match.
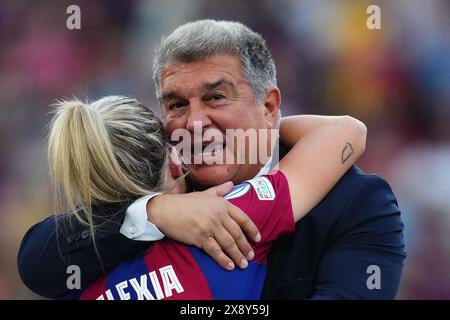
[341,142,354,164]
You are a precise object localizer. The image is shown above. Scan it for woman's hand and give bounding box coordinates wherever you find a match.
[147,182,261,270]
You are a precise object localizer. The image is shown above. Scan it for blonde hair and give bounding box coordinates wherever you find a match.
[48,96,170,242]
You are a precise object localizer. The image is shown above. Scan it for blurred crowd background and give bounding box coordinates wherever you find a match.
[0,0,449,299]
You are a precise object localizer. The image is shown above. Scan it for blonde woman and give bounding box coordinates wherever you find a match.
[46,95,366,299]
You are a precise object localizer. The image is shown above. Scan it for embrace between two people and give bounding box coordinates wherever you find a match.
[18,20,405,300]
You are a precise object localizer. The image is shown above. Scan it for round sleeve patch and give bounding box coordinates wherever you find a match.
[224,184,251,200]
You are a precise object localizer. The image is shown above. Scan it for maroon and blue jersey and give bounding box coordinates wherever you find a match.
[80,171,295,300]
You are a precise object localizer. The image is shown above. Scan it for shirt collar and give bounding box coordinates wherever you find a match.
[255,156,273,177]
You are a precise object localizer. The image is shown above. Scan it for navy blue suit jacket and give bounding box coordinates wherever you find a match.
[18,163,406,299]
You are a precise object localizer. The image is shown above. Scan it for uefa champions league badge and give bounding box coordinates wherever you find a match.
[225,184,251,200]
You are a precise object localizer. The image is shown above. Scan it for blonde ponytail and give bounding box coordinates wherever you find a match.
[48,96,169,239]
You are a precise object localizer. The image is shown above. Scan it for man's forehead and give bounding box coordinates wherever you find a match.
[161,56,243,87]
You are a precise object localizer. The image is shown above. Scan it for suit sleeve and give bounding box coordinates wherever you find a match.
[310,174,406,300]
[17,204,152,299]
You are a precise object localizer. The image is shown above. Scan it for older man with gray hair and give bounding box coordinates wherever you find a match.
[18,19,405,299]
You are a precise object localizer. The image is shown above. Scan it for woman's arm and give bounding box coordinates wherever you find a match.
[279,115,367,222]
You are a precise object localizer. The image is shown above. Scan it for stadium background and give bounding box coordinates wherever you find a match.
[0,0,449,299]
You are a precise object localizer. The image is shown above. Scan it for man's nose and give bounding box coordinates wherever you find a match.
[186,101,213,133]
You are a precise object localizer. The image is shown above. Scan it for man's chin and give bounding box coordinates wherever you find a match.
[189,164,237,190]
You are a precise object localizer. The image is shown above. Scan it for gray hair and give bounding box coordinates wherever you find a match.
[153,20,278,106]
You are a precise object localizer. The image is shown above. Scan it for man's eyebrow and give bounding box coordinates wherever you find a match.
[161,91,184,100]
[161,79,236,100]
[204,79,236,92]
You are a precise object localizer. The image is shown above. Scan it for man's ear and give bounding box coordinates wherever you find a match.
[263,87,281,129]
[169,148,184,179]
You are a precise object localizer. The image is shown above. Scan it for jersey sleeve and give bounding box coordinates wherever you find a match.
[226,170,295,261]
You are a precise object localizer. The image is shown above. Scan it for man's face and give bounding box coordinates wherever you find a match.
[160,54,274,189]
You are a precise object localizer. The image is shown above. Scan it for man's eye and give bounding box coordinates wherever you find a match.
[169,102,186,110]
[210,94,225,101]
